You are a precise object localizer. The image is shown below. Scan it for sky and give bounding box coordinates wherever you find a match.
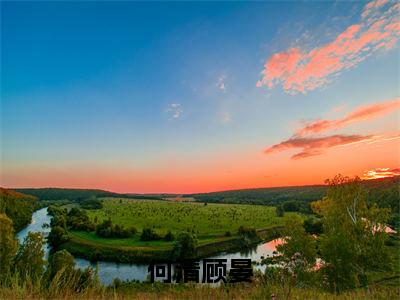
[1,0,399,193]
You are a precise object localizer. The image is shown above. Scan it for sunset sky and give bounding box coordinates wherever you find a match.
[1,0,399,193]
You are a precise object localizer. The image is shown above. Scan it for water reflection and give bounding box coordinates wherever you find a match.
[18,207,284,285]
[17,207,52,259]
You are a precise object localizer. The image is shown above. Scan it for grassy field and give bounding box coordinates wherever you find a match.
[62,198,289,262]
[85,198,289,238]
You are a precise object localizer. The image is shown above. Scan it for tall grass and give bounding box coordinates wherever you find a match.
[1,270,398,299]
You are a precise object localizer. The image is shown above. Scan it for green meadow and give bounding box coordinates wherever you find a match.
[84,198,288,238]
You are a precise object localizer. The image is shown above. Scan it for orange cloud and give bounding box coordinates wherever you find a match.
[297,98,400,136]
[265,134,374,160]
[257,0,400,93]
[361,167,400,179]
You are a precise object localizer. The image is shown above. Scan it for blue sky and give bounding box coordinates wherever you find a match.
[1,1,399,193]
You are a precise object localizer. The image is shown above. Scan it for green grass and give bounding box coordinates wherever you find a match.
[87,198,291,238]
[70,230,234,249]
[1,272,399,300]
[64,198,293,262]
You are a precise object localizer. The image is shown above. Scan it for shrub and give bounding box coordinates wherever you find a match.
[238,226,258,239]
[48,226,70,248]
[95,219,135,238]
[80,197,103,210]
[172,232,198,259]
[140,228,160,241]
[164,231,175,241]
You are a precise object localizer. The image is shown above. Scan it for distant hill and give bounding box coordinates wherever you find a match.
[187,184,327,210]
[0,188,37,231]
[187,176,400,213]
[14,188,164,202]
[13,176,400,213]
[14,188,126,202]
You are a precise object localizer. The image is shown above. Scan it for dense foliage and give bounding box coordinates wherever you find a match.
[189,177,400,221]
[67,208,96,231]
[14,188,125,202]
[81,197,103,209]
[14,232,46,282]
[189,185,326,207]
[315,176,392,292]
[172,232,198,259]
[0,213,18,281]
[96,218,137,238]
[140,227,161,241]
[15,188,164,203]
[0,188,37,231]
[264,175,396,296]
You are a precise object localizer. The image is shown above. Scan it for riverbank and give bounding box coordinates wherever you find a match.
[59,226,283,264]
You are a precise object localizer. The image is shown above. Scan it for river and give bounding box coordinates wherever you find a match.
[18,207,282,285]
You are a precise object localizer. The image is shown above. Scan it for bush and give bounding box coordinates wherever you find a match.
[95,219,135,238]
[276,205,284,217]
[238,226,258,239]
[67,208,95,232]
[303,217,323,234]
[80,197,103,210]
[48,226,70,248]
[172,232,198,259]
[164,231,175,241]
[140,228,160,241]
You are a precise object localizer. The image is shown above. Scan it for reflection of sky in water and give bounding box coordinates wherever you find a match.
[20,208,284,285]
[17,207,52,259]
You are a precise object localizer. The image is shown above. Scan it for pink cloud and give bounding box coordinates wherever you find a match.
[297,98,400,136]
[361,167,400,179]
[265,134,374,160]
[257,0,400,94]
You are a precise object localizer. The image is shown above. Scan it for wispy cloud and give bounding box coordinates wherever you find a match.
[361,167,400,179]
[257,0,400,94]
[217,75,227,92]
[165,103,183,119]
[296,98,400,136]
[265,134,374,160]
[222,112,232,123]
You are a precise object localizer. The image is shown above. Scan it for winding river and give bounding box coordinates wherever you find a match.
[18,207,281,285]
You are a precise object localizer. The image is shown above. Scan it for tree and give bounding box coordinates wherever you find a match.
[263,216,317,298]
[313,175,391,293]
[14,232,46,281]
[81,196,103,210]
[140,228,160,241]
[173,232,198,259]
[0,213,18,282]
[48,226,69,248]
[277,216,317,266]
[164,231,175,241]
[303,217,323,234]
[276,205,284,217]
[46,249,97,293]
[47,249,75,280]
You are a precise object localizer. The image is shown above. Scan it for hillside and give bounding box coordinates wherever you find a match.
[14,188,126,202]
[15,188,164,202]
[188,176,400,214]
[0,188,37,231]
